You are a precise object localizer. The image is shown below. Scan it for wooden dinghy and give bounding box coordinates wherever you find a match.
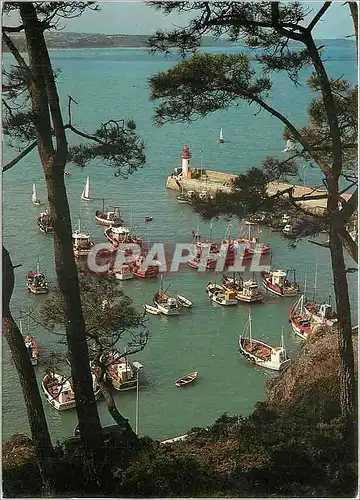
[144,304,161,315]
[175,371,198,387]
[177,294,193,308]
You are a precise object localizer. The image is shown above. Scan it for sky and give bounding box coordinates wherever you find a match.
[2,1,355,39]
[58,1,354,39]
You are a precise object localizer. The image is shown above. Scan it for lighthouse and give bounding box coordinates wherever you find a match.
[181,144,192,178]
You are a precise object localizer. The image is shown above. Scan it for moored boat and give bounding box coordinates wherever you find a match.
[26,262,48,294]
[144,304,161,315]
[37,210,53,233]
[261,269,300,297]
[95,200,123,226]
[112,263,134,280]
[102,351,139,391]
[175,371,198,387]
[20,318,39,366]
[42,372,76,411]
[131,255,160,279]
[145,216,154,222]
[177,294,193,308]
[239,313,291,371]
[288,295,311,340]
[304,301,338,327]
[72,218,94,257]
[217,127,224,144]
[221,274,263,303]
[153,292,180,315]
[206,282,238,306]
[104,226,143,252]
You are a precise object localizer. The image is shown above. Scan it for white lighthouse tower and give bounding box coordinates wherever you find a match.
[181,144,192,179]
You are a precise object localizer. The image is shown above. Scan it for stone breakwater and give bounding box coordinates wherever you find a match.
[166,169,354,216]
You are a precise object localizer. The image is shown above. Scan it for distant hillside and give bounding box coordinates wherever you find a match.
[2,32,235,51]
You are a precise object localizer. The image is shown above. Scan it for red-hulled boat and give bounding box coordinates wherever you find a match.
[104,226,144,254]
[131,255,160,279]
[288,295,311,340]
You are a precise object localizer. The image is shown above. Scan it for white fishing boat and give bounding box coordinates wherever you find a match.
[282,224,296,238]
[177,294,193,308]
[239,312,291,371]
[206,282,238,306]
[42,373,76,411]
[221,274,263,303]
[72,218,94,257]
[303,262,337,327]
[81,176,91,201]
[217,127,224,144]
[102,351,139,391]
[42,372,100,410]
[176,185,191,204]
[31,183,41,205]
[113,263,133,280]
[261,269,300,297]
[95,200,123,226]
[153,275,180,315]
[144,304,161,315]
[26,261,48,294]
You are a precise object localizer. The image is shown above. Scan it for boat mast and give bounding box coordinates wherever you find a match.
[19,319,23,334]
[36,259,40,275]
[248,310,252,343]
[301,272,307,314]
[281,326,284,349]
[312,260,318,303]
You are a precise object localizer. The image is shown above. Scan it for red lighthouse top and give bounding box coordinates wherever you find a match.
[181,144,192,159]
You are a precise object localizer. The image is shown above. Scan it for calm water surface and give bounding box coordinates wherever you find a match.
[2,42,357,442]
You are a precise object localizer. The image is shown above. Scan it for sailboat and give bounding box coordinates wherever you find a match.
[81,176,91,201]
[217,128,224,144]
[238,312,291,371]
[32,183,41,205]
[176,185,190,204]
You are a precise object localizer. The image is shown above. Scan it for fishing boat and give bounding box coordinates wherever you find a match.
[239,312,291,371]
[221,274,264,303]
[288,295,312,340]
[217,128,224,144]
[177,294,193,308]
[261,269,300,297]
[104,226,143,252]
[42,372,100,410]
[112,263,133,280]
[144,304,161,315]
[305,301,338,327]
[37,210,53,233]
[206,282,238,306]
[237,223,271,255]
[20,319,39,366]
[175,371,198,387]
[31,183,41,205]
[81,176,91,201]
[102,351,139,391]
[131,255,160,279]
[72,218,94,257]
[26,262,48,294]
[153,276,180,315]
[303,262,337,327]
[95,200,123,226]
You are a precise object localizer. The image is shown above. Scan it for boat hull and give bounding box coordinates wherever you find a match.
[154,301,179,315]
[175,371,198,387]
[238,337,291,371]
[288,307,311,340]
[95,214,122,226]
[114,272,133,280]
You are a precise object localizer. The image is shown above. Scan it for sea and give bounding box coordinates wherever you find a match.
[2,40,357,442]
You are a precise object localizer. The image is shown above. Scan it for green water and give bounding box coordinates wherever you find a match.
[2,44,357,442]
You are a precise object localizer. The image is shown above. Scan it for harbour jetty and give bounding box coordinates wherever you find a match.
[166,145,353,216]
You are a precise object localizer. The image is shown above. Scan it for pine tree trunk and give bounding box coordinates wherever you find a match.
[19,2,105,488]
[2,246,55,490]
[348,2,358,56]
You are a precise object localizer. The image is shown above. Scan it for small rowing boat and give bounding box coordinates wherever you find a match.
[177,294,193,308]
[144,304,161,315]
[175,371,198,387]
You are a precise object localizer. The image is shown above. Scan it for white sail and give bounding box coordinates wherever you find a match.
[219,128,223,140]
[32,183,40,205]
[81,177,91,201]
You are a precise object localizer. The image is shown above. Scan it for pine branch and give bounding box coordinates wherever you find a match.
[307,2,332,32]
[3,140,38,173]
[2,31,32,82]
